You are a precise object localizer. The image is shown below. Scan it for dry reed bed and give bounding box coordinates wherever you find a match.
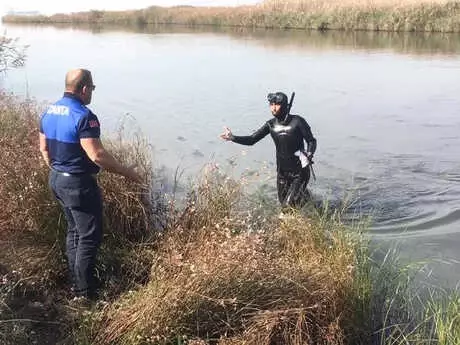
[2,1,460,32]
[263,0,452,11]
[91,169,362,345]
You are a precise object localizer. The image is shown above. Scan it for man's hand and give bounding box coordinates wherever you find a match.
[220,127,233,141]
[81,138,143,183]
[125,164,143,184]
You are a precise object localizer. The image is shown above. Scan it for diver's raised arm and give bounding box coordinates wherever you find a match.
[221,123,270,146]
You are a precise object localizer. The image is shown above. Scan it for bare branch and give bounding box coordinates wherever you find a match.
[0,34,27,74]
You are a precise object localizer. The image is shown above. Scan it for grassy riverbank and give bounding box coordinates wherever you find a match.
[2,0,460,32]
[0,93,459,344]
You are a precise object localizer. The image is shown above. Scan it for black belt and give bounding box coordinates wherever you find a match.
[52,169,97,178]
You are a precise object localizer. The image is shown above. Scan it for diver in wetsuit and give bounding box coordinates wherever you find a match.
[220,92,317,209]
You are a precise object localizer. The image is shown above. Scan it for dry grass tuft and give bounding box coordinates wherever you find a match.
[0,93,52,238]
[92,167,361,345]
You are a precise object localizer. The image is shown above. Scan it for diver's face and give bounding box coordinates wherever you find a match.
[270,103,282,117]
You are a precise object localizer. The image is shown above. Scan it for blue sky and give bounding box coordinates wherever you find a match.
[1,0,263,16]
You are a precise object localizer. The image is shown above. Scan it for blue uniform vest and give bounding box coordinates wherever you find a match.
[40,93,101,174]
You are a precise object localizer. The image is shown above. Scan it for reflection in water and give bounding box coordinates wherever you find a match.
[5,22,460,56]
[227,28,460,56]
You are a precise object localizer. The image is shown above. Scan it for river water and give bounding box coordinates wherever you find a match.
[1,23,460,287]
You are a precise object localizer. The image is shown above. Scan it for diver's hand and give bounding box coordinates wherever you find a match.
[220,126,233,141]
[303,151,314,164]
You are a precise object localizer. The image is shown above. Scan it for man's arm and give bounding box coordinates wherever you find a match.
[39,133,50,166]
[221,123,270,146]
[80,138,141,183]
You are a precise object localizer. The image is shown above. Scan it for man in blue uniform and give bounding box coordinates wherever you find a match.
[220,92,317,209]
[39,68,141,302]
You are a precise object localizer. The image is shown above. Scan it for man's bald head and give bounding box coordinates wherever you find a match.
[64,69,95,105]
[65,69,93,93]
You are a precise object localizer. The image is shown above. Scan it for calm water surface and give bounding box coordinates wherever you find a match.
[2,23,460,286]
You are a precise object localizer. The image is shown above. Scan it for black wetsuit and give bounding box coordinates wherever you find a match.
[231,114,317,208]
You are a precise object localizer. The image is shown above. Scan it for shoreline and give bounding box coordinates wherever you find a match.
[2,1,460,33]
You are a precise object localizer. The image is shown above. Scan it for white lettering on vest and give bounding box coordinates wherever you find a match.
[48,105,70,116]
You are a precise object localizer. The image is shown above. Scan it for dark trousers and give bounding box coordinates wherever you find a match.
[49,170,102,298]
[277,167,311,210]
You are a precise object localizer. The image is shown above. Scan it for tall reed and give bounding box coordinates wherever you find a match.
[3,1,460,32]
